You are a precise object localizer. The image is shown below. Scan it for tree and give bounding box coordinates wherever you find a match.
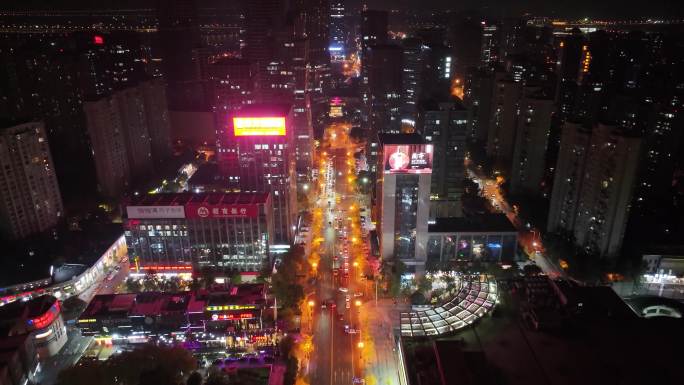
[57,344,196,385]
[142,272,159,292]
[163,276,181,292]
[186,371,203,385]
[125,277,142,293]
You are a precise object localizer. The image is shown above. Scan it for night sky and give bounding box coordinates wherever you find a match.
[1,0,682,19]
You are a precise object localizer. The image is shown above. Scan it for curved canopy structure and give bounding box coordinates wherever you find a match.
[400,274,497,337]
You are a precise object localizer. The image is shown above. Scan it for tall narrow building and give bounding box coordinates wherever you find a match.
[217,104,296,245]
[419,100,467,218]
[510,91,553,195]
[0,122,63,239]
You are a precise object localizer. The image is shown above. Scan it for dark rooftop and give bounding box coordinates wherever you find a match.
[232,103,291,117]
[378,133,425,145]
[428,214,517,233]
[188,163,221,187]
[128,192,270,207]
[0,223,123,289]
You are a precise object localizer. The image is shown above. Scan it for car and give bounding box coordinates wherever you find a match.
[354,292,363,297]
[345,301,350,309]
[339,287,348,292]
[327,300,337,308]
[321,303,327,309]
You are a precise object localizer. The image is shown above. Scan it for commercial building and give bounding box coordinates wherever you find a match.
[0,122,63,240]
[400,38,428,128]
[0,295,67,359]
[125,192,274,271]
[216,104,296,245]
[426,214,518,268]
[329,1,347,62]
[78,284,275,349]
[547,123,641,257]
[377,134,432,274]
[419,100,468,218]
[360,10,388,52]
[509,91,553,195]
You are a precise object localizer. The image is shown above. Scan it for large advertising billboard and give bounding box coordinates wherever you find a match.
[233,117,286,137]
[383,144,433,174]
[127,206,185,219]
[184,203,258,219]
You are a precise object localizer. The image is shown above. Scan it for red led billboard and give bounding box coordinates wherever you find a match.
[383,144,433,174]
[184,203,258,219]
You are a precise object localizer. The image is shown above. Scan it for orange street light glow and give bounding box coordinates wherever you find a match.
[308,300,315,307]
[233,117,286,136]
[355,300,361,306]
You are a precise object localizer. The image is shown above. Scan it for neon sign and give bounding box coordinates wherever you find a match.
[94,35,104,45]
[211,313,254,320]
[28,301,60,329]
[233,117,286,136]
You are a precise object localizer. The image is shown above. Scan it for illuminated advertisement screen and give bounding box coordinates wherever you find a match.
[185,203,258,219]
[233,117,286,136]
[383,144,433,174]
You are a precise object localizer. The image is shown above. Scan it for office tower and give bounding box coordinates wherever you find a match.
[84,97,131,198]
[155,0,201,109]
[509,91,554,195]
[304,0,330,67]
[360,10,388,51]
[206,58,256,111]
[480,22,500,66]
[548,123,641,258]
[329,1,346,61]
[446,15,482,78]
[486,76,522,169]
[366,44,403,133]
[0,122,63,239]
[217,104,296,245]
[139,79,173,169]
[465,69,498,142]
[401,38,428,128]
[419,101,467,218]
[377,134,432,275]
[114,87,154,179]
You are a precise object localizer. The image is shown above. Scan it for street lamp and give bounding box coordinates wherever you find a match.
[357,341,364,349]
[308,300,315,308]
[355,299,361,307]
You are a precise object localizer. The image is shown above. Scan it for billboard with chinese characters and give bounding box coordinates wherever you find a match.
[184,203,258,219]
[127,206,186,219]
[383,144,433,174]
[233,117,286,136]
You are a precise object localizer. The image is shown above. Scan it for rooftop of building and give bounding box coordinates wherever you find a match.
[80,284,266,320]
[128,192,270,207]
[378,132,425,145]
[0,223,123,289]
[187,163,221,187]
[419,96,466,112]
[428,214,517,233]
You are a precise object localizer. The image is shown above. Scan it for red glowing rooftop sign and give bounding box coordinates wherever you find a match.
[93,35,104,45]
[233,117,286,137]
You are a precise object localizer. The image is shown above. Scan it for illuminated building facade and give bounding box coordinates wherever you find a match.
[125,192,274,271]
[77,285,274,349]
[217,104,296,245]
[377,134,432,274]
[426,215,518,268]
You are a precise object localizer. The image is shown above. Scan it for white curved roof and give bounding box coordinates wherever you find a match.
[400,274,497,337]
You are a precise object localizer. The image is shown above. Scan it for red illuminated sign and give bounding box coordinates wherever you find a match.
[383,144,433,174]
[28,301,60,330]
[211,313,254,321]
[185,203,258,219]
[142,265,192,271]
[94,35,104,45]
[233,117,286,136]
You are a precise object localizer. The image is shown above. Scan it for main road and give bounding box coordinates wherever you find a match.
[308,126,364,385]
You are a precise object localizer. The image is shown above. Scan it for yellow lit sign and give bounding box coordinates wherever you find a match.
[233,117,286,136]
[206,304,257,311]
